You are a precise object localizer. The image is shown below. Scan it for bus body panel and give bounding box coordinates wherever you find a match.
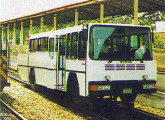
[18,53,29,82]
[17,23,157,100]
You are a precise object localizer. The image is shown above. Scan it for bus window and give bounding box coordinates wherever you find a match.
[49,38,54,59]
[59,35,66,55]
[78,31,86,60]
[71,32,78,59]
[29,39,38,52]
[66,33,71,59]
[38,37,48,51]
[130,35,138,49]
[49,38,54,52]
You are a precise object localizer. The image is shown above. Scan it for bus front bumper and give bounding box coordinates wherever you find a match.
[89,80,156,97]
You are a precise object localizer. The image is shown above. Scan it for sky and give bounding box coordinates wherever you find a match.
[0,0,85,22]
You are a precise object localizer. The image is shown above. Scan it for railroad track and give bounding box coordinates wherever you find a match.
[0,99,26,120]
[7,67,165,120]
[157,68,165,74]
[115,103,164,120]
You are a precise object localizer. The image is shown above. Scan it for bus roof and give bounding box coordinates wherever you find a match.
[29,23,150,39]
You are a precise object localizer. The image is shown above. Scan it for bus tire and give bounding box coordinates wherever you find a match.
[29,69,37,91]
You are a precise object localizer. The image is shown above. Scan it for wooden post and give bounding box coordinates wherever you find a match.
[54,14,57,30]
[40,16,44,32]
[75,9,78,26]
[7,24,9,42]
[133,0,138,25]
[12,22,16,45]
[29,19,33,35]
[20,21,24,45]
[1,25,4,45]
[100,4,104,23]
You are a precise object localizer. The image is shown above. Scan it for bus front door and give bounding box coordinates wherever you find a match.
[56,36,65,90]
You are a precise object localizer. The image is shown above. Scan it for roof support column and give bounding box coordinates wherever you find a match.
[12,22,16,45]
[20,21,23,46]
[7,24,9,42]
[40,16,44,32]
[75,9,78,26]
[54,14,57,30]
[100,4,104,23]
[29,19,33,35]
[133,0,138,25]
[1,25,4,47]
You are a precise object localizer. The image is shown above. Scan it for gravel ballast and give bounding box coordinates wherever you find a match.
[2,78,165,119]
[2,78,85,120]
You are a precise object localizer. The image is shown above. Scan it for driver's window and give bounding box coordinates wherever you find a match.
[130,35,138,49]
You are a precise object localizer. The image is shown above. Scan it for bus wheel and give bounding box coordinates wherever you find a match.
[29,69,37,91]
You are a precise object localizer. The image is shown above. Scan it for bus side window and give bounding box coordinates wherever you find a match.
[49,38,54,59]
[38,37,48,51]
[71,32,78,59]
[66,33,71,59]
[49,38,54,52]
[78,31,86,60]
[59,35,66,55]
[29,39,38,52]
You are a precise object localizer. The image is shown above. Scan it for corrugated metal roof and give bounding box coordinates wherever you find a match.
[1,0,164,24]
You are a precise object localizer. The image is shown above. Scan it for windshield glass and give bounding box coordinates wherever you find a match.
[89,25,152,60]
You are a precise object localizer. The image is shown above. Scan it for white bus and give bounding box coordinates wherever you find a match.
[18,23,157,104]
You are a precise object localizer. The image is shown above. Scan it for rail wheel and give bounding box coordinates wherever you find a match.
[66,73,80,107]
[120,94,137,107]
[0,84,4,92]
[29,69,37,91]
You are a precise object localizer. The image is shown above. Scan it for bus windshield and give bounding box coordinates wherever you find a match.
[89,25,153,61]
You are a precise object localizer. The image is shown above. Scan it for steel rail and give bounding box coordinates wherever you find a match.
[7,67,165,120]
[116,103,165,120]
[0,99,27,120]
[133,107,165,120]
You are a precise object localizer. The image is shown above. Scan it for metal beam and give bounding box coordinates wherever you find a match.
[133,0,138,25]
[100,4,104,23]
